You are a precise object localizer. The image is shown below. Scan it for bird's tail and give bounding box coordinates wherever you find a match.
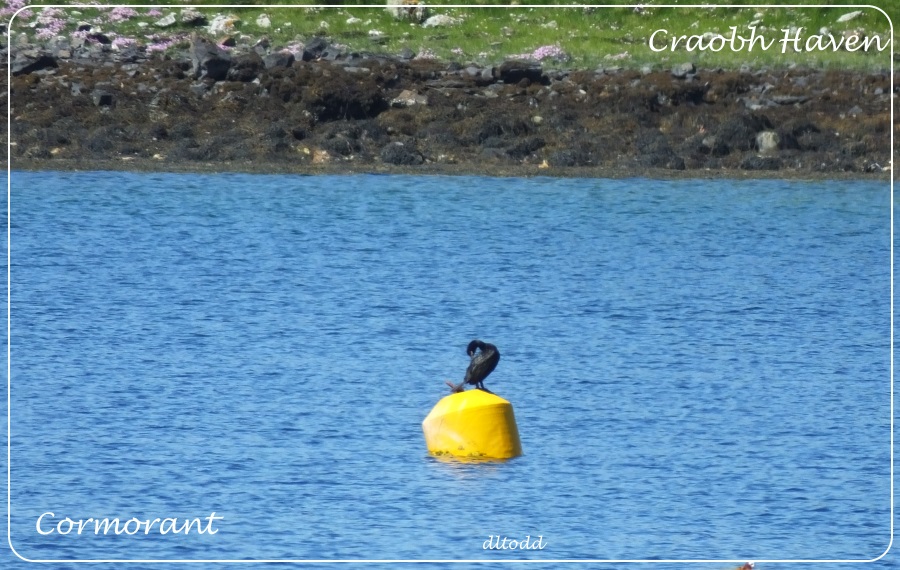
[445,380,465,393]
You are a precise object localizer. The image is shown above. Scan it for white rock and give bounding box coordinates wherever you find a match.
[207,14,239,35]
[155,14,176,28]
[391,89,428,107]
[604,51,630,61]
[368,29,385,39]
[414,47,436,60]
[756,131,780,153]
[386,0,427,23]
[180,8,205,24]
[422,14,457,28]
[837,11,862,23]
[346,17,363,25]
[256,14,271,28]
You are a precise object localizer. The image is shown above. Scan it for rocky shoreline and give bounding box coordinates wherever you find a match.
[6,34,894,179]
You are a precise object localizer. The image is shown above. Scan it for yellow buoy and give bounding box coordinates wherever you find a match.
[422,390,522,460]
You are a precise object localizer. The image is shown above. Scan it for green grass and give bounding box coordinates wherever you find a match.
[8,1,895,71]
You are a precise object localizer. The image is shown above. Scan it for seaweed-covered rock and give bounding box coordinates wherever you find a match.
[380,141,423,165]
[549,149,593,167]
[304,37,329,59]
[190,37,232,81]
[227,52,264,82]
[506,137,545,159]
[470,114,532,144]
[715,114,773,153]
[7,40,891,176]
[11,49,57,76]
[635,128,686,170]
[740,155,782,170]
[302,66,388,121]
[262,51,295,70]
[321,133,362,156]
[91,87,114,107]
[494,60,545,84]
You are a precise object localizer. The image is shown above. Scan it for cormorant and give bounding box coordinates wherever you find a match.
[446,340,500,394]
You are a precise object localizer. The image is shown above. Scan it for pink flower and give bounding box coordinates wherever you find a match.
[414,47,437,60]
[32,7,67,38]
[284,42,306,58]
[146,43,169,53]
[35,28,58,40]
[108,7,139,23]
[1,0,32,19]
[146,37,179,53]
[112,36,136,49]
[510,44,570,62]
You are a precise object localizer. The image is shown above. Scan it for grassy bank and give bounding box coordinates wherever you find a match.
[4,1,894,71]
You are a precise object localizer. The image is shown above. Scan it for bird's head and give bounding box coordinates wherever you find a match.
[466,339,482,357]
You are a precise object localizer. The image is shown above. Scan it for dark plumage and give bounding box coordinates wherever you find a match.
[446,340,500,393]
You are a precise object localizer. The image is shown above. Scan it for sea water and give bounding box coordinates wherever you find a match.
[3,172,892,568]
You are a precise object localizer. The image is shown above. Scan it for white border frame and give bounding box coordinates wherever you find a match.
[5,3,894,564]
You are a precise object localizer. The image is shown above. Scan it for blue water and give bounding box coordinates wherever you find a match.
[3,171,893,568]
